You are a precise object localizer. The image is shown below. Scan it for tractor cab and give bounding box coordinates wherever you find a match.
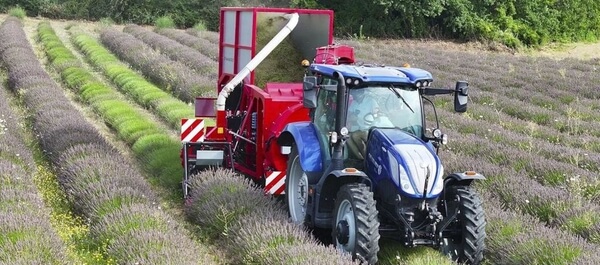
[301,64,465,167]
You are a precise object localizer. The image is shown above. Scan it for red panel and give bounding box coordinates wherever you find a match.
[315,44,355,64]
[264,83,303,100]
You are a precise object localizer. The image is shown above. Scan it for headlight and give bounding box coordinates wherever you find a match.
[416,81,422,87]
[399,165,414,195]
[340,127,349,136]
[389,153,399,185]
[432,128,442,138]
[430,164,444,195]
[346,78,352,84]
[389,153,415,195]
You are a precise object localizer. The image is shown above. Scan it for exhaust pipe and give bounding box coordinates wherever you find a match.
[216,13,300,111]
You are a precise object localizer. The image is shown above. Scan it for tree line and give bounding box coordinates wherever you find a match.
[3,0,600,48]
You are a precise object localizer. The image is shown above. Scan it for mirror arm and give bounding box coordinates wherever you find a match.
[421,87,454,95]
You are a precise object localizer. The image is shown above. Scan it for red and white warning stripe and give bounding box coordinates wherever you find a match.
[265,171,286,195]
[181,118,205,142]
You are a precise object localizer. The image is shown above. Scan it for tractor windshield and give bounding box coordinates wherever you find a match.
[347,86,422,136]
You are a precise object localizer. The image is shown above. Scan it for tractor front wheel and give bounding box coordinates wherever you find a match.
[440,185,486,265]
[332,183,380,264]
[285,144,309,224]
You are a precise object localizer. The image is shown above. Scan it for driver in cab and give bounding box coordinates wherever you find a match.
[346,88,393,160]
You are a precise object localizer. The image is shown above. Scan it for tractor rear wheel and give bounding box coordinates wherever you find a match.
[285,144,308,224]
[440,185,486,265]
[332,183,380,264]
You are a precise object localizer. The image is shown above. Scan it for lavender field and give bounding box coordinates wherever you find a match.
[1,12,600,265]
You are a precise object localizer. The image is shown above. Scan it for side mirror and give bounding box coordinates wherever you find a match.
[303,76,318,108]
[454,81,468,113]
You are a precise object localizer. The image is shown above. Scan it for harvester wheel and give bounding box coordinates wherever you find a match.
[285,144,308,224]
[332,183,380,264]
[440,186,486,265]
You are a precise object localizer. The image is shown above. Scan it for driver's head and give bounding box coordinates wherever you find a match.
[352,89,365,102]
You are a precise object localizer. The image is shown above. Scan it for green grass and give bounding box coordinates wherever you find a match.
[508,239,582,265]
[8,6,26,19]
[155,15,175,29]
[377,240,453,265]
[99,17,115,27]
[561,212,600,243]
[193,21,207,31]
[35,165,115,264]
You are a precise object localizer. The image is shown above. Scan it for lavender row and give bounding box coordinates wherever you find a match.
[454,172,600,264]
[186,169,357,264]
[185,28,220,44]
[157,28,219,61]
[99,28,214,102]
[344,39,600,104]
[430,90,600,154]
[359,42,600,106]
[436,105,600,176]
[354,42,600,153]
[443,151,600,260]
[124,25,217,75]
[469,89,600,137]
[70,30,195,129]
[1,18,214,264]
[463,101,600,152]
[441,131,600,243]
[360,39,600,94]
[0,70,68,263]
[444,125,600,200]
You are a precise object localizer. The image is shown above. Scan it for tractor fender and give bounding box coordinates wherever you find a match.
[318,169,372,188]
[444,171,486,187]
[310,169,372,224]
[278,122,323,172]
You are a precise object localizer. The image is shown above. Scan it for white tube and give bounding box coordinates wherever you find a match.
[216,13,300,111]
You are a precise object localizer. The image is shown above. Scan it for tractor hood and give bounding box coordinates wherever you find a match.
[366,128,444,199]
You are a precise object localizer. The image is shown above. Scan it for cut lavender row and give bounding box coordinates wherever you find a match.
[124,25,217,75]
[100,28,214,101]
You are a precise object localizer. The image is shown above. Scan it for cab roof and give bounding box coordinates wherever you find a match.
[309,64,433,84]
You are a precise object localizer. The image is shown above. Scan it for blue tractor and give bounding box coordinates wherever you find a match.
[278,63,486,264]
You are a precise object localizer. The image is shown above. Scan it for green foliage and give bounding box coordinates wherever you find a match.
[193,21,207,31]
[377,239,453,265]
[154,15,175,29]
[99,17,115,27]
[508,239,582,265]
[308,0,600,48]
[8,5,26,19]
[7,0,600,47]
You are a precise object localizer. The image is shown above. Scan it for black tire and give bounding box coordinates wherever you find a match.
[285,144,309,224]
[440,185,486,265]
[332,183,380,264]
